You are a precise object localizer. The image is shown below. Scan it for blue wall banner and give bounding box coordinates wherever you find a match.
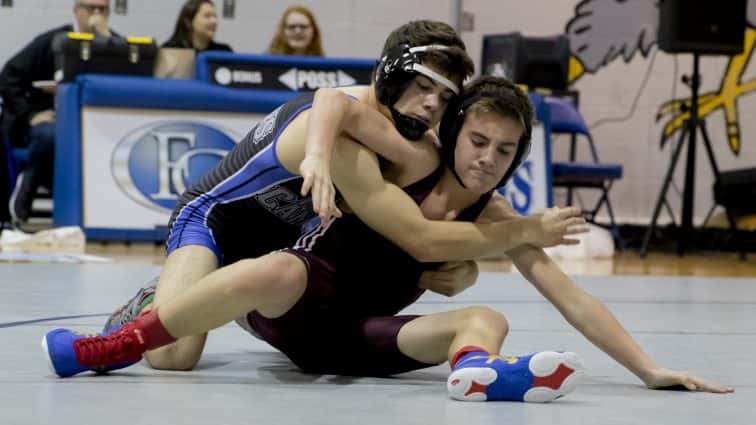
[196,52,376,91]
[55,76,554,241]
[55,75,288,240]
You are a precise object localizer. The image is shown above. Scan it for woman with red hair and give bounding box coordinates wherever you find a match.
[268,5,324,56]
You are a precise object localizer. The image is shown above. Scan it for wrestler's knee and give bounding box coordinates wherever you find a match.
[144,336,206,371]
[461,306,509,339]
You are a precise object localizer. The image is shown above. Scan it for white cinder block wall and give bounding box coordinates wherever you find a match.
[0,1,456,60]
[1,0,754,225]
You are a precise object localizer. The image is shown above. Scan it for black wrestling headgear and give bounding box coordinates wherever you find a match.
[438,81,533,189]
[374,44,460,140]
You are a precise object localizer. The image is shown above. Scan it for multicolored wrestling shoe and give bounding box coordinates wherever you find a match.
[103,280,157,332]
[447,351,584,402]
[42,323,146,378]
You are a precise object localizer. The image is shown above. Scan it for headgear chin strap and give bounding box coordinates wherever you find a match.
[375,44,460,141]
[439,93,532,190]
[389,107,429,140]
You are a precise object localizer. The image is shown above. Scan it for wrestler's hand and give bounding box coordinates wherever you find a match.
[527,206,588,248]
[642,367,734,394]
[300,154,342,224]
[418,260,478,297]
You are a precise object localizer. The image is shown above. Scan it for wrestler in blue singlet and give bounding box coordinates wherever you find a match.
[166,93,319,266]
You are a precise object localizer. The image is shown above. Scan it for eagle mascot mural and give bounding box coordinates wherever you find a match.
[565,0,756,155]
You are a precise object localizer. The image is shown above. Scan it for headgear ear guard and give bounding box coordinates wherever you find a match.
[439,92,532,189]
[374,43,460,140]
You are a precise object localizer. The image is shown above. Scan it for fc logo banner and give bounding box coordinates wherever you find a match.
[111,122,238,212]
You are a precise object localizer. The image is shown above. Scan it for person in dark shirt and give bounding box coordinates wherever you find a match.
[0,0,115,225]
[162,0,232,52]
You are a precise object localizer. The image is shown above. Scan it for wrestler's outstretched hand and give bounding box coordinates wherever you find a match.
[300,154,342,224]
[528,206,589,248]
[642,367,734,394]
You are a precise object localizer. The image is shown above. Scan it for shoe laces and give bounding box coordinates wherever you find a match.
[73,329,143,366]
[128,288,155,317]
[116,306,131,327]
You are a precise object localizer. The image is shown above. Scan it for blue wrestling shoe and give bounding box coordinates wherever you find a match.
[42,324,146,378]
[447,351,584,402]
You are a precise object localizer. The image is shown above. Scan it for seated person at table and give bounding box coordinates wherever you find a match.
[163,0,232,52]
[267,5,324,56]
[0,0,118,226]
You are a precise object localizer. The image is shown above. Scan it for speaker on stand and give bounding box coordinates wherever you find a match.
[640,0,747,257]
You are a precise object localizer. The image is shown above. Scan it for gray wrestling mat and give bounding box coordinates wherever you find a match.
[0,264,752,424]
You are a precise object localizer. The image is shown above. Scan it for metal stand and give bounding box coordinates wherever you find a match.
[640,53,721,257]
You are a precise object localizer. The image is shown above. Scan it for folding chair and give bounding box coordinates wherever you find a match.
[545,96,624,249]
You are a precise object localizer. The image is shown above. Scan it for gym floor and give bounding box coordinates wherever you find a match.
[1,249,753,425]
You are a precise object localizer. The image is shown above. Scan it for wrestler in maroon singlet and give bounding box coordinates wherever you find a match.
[241,165,492,376]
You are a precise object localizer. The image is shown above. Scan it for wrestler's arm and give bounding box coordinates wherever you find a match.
[330,139,544,262]
[302,88,435,220]
[278,117,585,262]
[307,88,427,164]
[482,198,733,393]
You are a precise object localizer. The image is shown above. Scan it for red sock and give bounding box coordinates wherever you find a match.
[450,345,489,370]
[132,309,176,350]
